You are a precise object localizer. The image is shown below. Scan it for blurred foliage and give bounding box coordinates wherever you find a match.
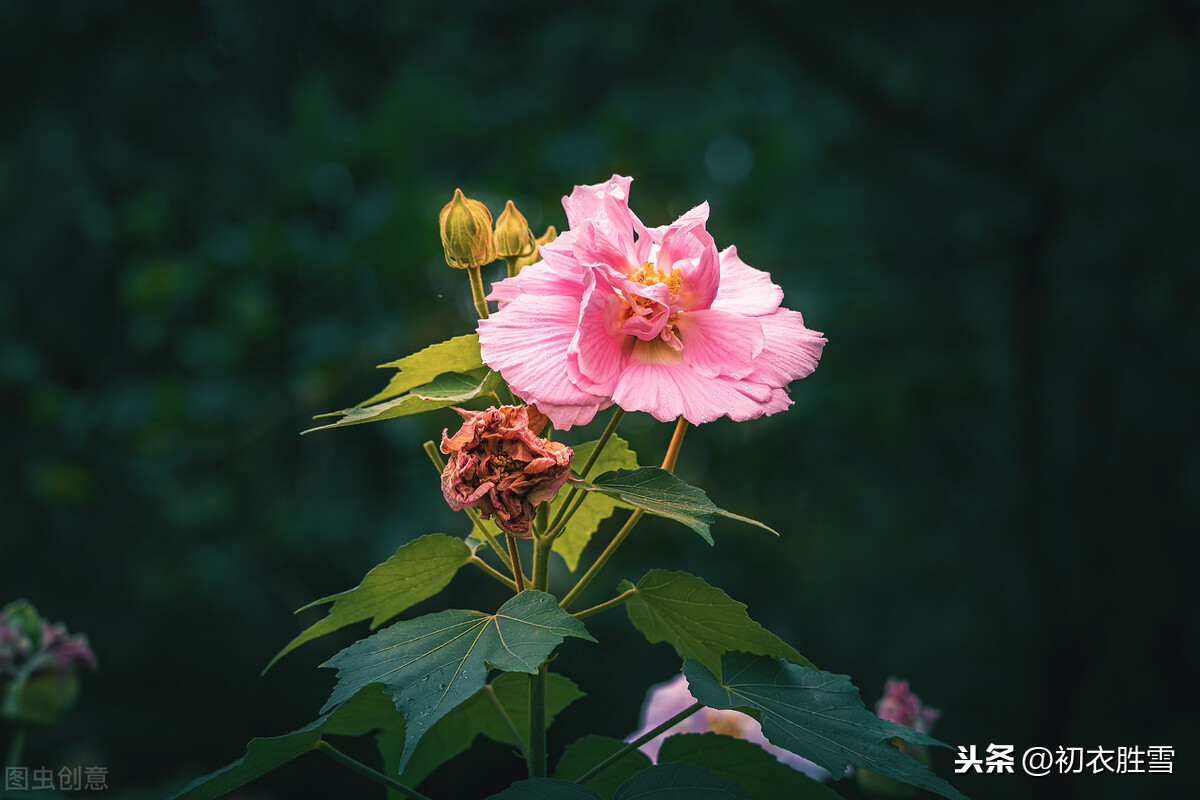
[0,1,1196,798]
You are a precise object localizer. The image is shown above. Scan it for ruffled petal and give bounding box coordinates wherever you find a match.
[486,258,588,305]
[744,308,826,387]
[561,175,646,272]
[654,205,720,311]
[613,345,786,425]
[675,308,765,380]
[569,278,634,393]
[710,246,784,317]
[478,293,604,411]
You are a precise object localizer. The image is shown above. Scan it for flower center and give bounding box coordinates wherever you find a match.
[703,710,748,738]
[615,261,684,349]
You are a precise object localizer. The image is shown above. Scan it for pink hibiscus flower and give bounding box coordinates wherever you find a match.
[477,175,826,430]
[631,673,831,783]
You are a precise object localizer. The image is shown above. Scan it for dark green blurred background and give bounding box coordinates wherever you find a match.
[2,1,1196,798]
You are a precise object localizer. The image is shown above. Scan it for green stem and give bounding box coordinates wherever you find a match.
[316,740,434,800]
[531,533,552,594]
[576,702,703,786]
[504,256,520,279]
[578,408,625,479]
[468,265,490,320]
[573,588,636,620]
[528,535,553,779]
[470,555,517,591]
[5,727,26,769]
[559,509,643,610]
[559,416,688,610]
[527,663,548,778]
[546,409,625,540]
[484,684,528,758]
[505,533,526,593]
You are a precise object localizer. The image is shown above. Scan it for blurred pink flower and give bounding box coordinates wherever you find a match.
[439,404,573,537]
[478,175,826,430]
[631,673,831,782]
[875,678,940,735]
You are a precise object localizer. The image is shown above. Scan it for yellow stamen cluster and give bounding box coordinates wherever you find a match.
[619,262,684,327]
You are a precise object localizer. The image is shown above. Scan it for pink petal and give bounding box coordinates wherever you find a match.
[653,205,720,311]
[561,175,647,271]
[569,279,633,392]
[613,348,785,424]
[744,308,826,387]
[711,246,784,317]
[486,259,587,304]
[675,308,765,380]
[528,397,609,430]
[478,293,605,411]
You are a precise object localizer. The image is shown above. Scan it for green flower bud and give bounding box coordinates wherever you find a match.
[511,225,558,274]
[439,189,496,269]
[493,200,537,261]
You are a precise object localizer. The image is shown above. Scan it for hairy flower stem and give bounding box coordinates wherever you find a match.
[547,409,625,541]
[576,702,704,786]
[660,417,689,473]
[468,265,491,320]
[573,588,636,620]
[316,740,433,800]
[559,417,689,610]
[505,533,526,593]
[504,256,520,279]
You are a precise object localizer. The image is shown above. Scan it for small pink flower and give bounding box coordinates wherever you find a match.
[439,405,573,537]
[875,678,939,735]
[631,674,831,782]
[478,175,826,430]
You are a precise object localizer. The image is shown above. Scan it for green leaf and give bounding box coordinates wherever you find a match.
[366,333,485,405]
[621,569,815,677]
[554,735,652,800]
[488,779,603,800]
[684,655,967,800]
[550,436,638,571]
[580,468,778,544]
[396,672,585,788]
[612,762,755,798]
[305,368,501,432]
[322,590,595,772]
[169,685,399,800]
[658,733,842,800]
[266,533,473,672]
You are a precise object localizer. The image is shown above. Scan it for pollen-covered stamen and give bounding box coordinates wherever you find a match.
[615,261,684,348]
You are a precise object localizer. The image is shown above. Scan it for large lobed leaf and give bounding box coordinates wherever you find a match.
[550,436,639,571]
[305,368,501,432]
[321,590,595,772]
[489,763,755,800]
[684,654,968,800]
[553,735,652,800]
[394,671,585,789]
[365,333,485,405]
[620,569,815,677]
[580,468,778,544]
[266,533,473,671]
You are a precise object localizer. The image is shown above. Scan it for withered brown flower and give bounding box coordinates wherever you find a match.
[439,405,573,537]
